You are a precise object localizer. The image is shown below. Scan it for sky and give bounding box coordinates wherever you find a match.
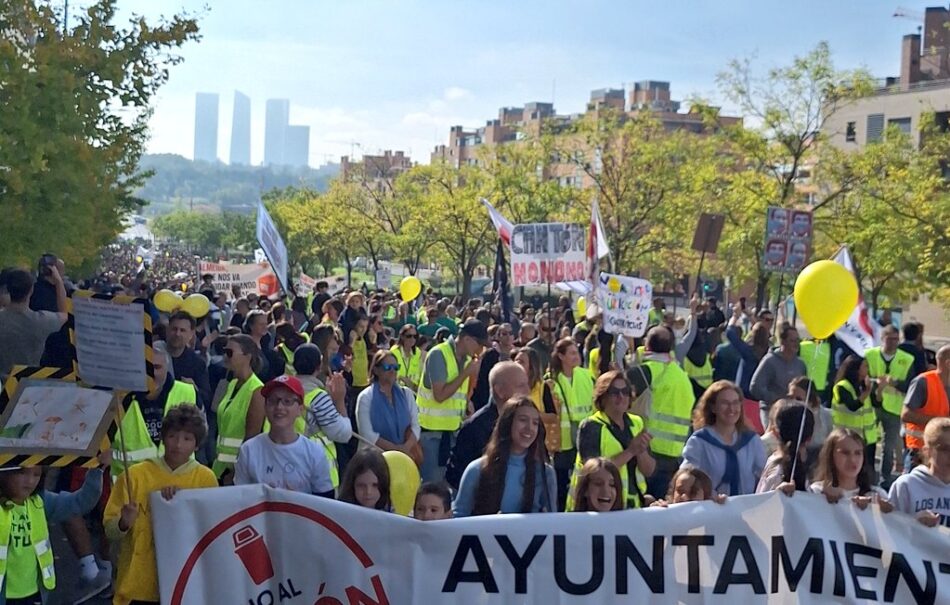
[109,0,926,167]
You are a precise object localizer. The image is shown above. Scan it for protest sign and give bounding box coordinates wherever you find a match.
[375,267,392,289]
[197,261,279,298]
[595,273,653,337]
[256,201,289,291]
[296,272,317,297]
[510,222,586,287]
[0,377,114,466]
[154,487,949,605]
[69,291,152,392]
[762,206,812,274]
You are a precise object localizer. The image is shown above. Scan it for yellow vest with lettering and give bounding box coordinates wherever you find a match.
[0,495,56,593]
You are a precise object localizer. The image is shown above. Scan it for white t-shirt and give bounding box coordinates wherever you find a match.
[234,433,333,495]
[808,481,888,499]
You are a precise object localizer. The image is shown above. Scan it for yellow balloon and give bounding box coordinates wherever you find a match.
[154,289,182,313]
[576,296,587,316]
[793,260,858,339]
[399,276,422,302]
[182,293,211,319]
[382,450,420,516]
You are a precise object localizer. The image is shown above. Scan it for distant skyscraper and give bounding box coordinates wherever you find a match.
[193,93,219,163]
[285,125,310,168]
[229,91,251,165]
[264,99,290,166]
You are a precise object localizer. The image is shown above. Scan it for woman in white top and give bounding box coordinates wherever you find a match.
[808,428,892,510]
[355,350,421,463]
[681,380,766,496]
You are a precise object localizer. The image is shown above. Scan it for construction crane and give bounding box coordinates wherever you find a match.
[893,6,924,34]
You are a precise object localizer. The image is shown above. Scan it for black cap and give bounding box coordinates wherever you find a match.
[459,319,489,346]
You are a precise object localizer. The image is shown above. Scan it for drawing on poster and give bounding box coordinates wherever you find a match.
[0,380,114,454]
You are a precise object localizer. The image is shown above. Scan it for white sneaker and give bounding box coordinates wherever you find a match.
[73,567,111,604]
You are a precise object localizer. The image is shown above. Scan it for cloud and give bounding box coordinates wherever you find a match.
[443,86,472,101]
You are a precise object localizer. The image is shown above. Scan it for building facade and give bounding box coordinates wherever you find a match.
[285,125,311,168]
[264,99,290,166]
[341,150,413,191]
[229,91,251,166]
[193,92,219,163]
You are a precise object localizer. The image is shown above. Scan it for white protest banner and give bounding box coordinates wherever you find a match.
[296,272,317,297]
[256,201,289,291]
[153,487,949,605]
[69,291,151,392]
[375,267,391,289]
[197,261,279,298]
[595,273,653,337]
[511,222,586,287]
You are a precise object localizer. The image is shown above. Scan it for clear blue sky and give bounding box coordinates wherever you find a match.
[114,0,926,166]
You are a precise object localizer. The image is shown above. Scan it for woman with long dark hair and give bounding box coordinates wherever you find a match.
[588,329,615,378]
[549,337,595,510]
[831,355,878,479]
[514,347,561,456]
[213,334,265,482]
[756,401,814,494]
[452,397,556,517]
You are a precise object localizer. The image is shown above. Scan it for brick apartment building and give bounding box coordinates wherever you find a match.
[340,149,413,191]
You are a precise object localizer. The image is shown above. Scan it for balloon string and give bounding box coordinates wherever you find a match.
[789,341,820,481]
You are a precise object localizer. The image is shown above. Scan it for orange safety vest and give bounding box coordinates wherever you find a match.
[904,370,950,450]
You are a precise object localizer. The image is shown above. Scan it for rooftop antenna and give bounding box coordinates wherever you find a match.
[893,6,924,35]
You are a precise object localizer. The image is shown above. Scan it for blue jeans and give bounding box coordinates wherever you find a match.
[420,431,451,483]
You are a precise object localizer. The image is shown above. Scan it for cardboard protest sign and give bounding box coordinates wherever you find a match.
[0,369,112,468]
[68,291,153,392]
[510,223,586,287]
[256,202,289,292]
[594,273,653,337]
[197,261,279,298]
[375,267,391,289]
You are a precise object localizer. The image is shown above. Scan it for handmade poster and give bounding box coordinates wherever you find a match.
[0,378,114,461]
[375,267,391,290]
[197,261,278,298]
[69,291,152,392]
[256,202,289,292]
[296,272,316,297]
[594,273,653,337]
[510,222,586,287]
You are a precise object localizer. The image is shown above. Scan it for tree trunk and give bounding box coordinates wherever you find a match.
[345,257,353,287]
[755,273,769,312]
[461,269,474,301]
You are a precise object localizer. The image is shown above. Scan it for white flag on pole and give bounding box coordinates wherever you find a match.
[832,246,880,355]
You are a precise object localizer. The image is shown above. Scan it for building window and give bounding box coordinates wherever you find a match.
[866,114,885,143]
[888,117,912,135]
[845,121,856,142]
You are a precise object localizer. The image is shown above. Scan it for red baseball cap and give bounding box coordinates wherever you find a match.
[260,375,304,400]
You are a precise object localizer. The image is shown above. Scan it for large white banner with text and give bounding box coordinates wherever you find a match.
[197,261,279,298]
[153,487,949,604]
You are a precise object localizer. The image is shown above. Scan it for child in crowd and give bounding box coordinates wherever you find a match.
[756,401,814,495]
[651,466,726,507]
[809,428,891,510]
[234,376,334,497]
[787,376,832,463]
[889,417,950,528]
[413,482,452,521]
[453,397,557,517]
[339,449,392,511]
[570,457,623,512]
[105,405,217,605]
[0,457,107,605]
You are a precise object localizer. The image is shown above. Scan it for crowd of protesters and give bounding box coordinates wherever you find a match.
[0,249,947,604]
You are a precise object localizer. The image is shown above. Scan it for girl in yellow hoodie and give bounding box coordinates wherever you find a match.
[104,405,217,605]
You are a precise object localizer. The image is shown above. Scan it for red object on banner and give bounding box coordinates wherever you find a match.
[257,273,279,297]
[232,525,275,585]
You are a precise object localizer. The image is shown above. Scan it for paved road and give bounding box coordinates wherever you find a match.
[49,520,112,605]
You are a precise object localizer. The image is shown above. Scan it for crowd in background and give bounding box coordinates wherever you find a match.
[0,249,947,604]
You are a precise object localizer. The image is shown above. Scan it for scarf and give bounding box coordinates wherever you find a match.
[369,382,411,444]
[691,427,756,495]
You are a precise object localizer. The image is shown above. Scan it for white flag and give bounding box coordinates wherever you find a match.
[592,199,610,260]
[832,246,880,355]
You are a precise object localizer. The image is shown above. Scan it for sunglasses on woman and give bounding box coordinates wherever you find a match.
[403,333,417,339]
[379,362,400,372]
[607,386,632,397]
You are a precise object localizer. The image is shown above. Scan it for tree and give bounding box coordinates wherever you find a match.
[411,163,494,298]
[0,0,199,269]
[715,42,873,307]
[151,210,254,255]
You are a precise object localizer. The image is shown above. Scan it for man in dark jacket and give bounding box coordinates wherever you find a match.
[445,362,529,489]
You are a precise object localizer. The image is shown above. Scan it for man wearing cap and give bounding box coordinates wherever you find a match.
[234,375,335,497]
[416,319,486,482]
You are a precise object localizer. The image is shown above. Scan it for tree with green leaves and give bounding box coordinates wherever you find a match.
[715,41,873,307]
[0,0,199,270]
[151,210,254,256]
